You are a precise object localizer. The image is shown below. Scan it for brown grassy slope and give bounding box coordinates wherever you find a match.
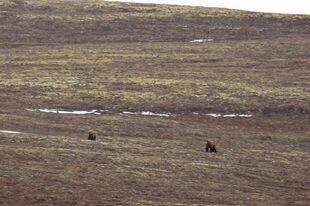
[0,0,309,43]
[0,39,309,114]
[0,0,309,114]
[0,1,309,205]
[0,113,309,205]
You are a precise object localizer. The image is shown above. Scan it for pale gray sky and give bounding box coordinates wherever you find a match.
[107,0,310,15]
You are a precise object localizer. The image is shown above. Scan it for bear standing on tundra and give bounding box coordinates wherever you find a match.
[88,130,97,141]
[206,140,216,153]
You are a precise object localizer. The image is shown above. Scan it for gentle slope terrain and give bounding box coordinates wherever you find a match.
[0,0,309,205]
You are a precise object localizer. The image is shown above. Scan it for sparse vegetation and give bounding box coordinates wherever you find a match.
[0,0,309,205]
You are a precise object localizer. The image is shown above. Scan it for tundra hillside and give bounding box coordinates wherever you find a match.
[0,0,309,205]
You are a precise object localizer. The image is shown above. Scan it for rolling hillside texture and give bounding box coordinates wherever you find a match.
[0,0,310,205]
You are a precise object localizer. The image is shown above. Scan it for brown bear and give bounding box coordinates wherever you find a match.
[88,130,97,141]
[206,140,216,153]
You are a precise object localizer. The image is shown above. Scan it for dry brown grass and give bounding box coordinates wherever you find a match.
[0,0,309,205]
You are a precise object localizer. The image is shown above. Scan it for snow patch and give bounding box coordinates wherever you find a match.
[0,130,21,134]
[122,111,136,115]
[26,108,104,115]
[222,114,252,118]
[190,39,213,43]
[141,111,170,117]
[192,112,253,118]
[206,113,252,118]
[207,113,222,117]
[122,111,171,117]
